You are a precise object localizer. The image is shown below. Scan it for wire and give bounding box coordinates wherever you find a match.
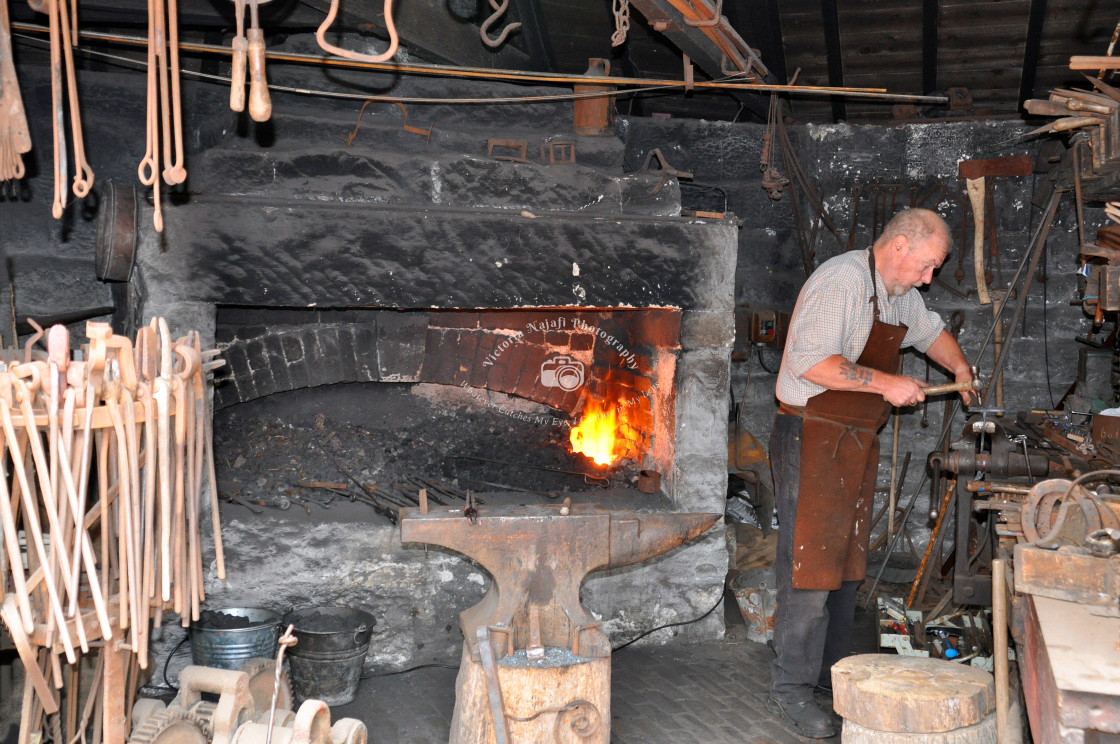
[611,592,724,652]
[756,346,780,374]
[162,636,191,691]
[362,661,460,678]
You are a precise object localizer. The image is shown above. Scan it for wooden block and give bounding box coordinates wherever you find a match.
[832,655,995,733]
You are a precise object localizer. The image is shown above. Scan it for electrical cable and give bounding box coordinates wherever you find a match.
[362,662,459,678]
[611,592,724,652]
[755,346,780,374]
[360,593,729,675]
[162,635,190,692]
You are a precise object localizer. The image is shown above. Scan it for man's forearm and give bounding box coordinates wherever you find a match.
[925,331,971,379]
[802,355,929,407]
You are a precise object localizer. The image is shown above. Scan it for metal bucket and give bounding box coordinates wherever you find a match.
[189,607,283,670]
[285,606,376,706]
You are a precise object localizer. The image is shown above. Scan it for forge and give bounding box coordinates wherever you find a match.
[120,117,739,670]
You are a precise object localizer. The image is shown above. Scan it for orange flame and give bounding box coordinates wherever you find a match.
[569,398,620,467]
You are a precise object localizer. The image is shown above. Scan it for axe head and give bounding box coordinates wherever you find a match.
[958,155,1034,180]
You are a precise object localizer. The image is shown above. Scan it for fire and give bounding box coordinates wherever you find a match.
[569,397,620,467]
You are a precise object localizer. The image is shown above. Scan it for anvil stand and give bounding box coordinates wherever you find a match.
[400,499,719,744]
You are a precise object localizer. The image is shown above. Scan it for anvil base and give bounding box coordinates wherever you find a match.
[449,643,610,744]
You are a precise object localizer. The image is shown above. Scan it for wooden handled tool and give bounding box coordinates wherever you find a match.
[922,379,977,396]
[246,0,272,122]
[958,156,1033,306]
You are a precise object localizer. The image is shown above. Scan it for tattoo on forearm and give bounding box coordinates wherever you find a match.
[839,361,873,387]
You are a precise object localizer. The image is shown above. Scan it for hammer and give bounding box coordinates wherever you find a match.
[958,156,1034,305]
[923,365,982,397]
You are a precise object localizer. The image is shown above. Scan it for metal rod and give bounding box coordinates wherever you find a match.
[9,22,950,103]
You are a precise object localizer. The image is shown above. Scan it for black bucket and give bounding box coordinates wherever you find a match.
[284,606,376,706]
[189,607,283,670]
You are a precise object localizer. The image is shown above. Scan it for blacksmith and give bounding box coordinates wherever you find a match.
[767,208,974,738]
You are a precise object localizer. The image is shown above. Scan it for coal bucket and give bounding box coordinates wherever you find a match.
[285,606,376,706]
[189,607,283,670]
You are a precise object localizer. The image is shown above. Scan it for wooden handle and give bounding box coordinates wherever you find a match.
[230,36,247,112]
[247,28,271,122]
[965,177,991,305]
[922,380,976,395]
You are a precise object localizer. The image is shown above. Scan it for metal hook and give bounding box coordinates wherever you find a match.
[480,0,521,48]
[683,0,722,27]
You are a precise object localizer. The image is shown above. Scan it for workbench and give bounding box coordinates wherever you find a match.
[1016,591,1120,742]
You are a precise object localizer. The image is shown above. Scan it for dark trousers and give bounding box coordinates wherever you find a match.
[768,412,861,704]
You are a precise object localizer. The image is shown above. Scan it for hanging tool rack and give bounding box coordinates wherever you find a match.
[0,318,225,744]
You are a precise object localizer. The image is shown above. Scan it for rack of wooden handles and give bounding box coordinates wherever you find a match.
[0,318,226,744]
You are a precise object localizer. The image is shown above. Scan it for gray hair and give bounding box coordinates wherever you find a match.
[879,208,950,251]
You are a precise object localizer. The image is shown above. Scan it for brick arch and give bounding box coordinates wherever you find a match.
[214,308,679,458]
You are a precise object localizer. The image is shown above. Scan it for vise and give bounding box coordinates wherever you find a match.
[400,501,719,744]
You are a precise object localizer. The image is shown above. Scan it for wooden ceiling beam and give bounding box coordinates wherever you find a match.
[922,0,937,94]
[1018,0,1048,110]
[510,0,557,72]
[819,0,845,121]
[626,0,772,120]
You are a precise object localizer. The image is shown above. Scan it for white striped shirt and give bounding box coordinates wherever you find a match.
[776,249,945,406]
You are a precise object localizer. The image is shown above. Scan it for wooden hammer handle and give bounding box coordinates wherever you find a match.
[923,380,976,395]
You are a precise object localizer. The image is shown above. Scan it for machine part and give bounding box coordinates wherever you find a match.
[329,719,366,744]
[1021,477,1120,547]
[1086,527,1120,557]
[174,666,255,744]
[128,707,210,744]
[132,698,168,729]
[238,657,292,716]
[95,181,139,281]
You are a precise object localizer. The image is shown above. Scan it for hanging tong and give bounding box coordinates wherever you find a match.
[317,0,399,62]
[230,0,272,121]
[0,0,32,182]
[138,0,186,231]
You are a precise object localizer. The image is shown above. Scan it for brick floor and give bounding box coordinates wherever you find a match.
[331,618,847,744]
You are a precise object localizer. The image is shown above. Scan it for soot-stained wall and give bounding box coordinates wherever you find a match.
[619,115,1101,550]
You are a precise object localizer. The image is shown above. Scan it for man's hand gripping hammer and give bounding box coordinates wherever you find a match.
[922,364,982,398]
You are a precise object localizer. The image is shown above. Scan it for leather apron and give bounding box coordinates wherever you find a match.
[790,250,907,590]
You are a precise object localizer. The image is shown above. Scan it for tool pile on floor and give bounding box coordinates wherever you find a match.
[0,318,225,744]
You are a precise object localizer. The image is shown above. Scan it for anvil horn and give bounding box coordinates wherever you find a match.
[607,512,722,569]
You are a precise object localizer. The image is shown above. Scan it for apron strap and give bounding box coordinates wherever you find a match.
[868,249,881,322]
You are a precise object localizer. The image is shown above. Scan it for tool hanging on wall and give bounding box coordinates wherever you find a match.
[317,0,399,62]
[30,0,92,216]
[228,0,272,121]
[958,156,1034,306]
[0,0,31,182]
[759,93,788,200]
[138,0,187,231]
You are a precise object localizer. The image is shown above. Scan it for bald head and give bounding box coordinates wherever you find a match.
[873,208,951,296]
[877,208,950,253]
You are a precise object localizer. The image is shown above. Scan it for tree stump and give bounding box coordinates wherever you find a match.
[449,644,610,744]
[832,655,995,741]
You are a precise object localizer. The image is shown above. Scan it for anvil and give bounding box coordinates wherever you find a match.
[400,502,720,661]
